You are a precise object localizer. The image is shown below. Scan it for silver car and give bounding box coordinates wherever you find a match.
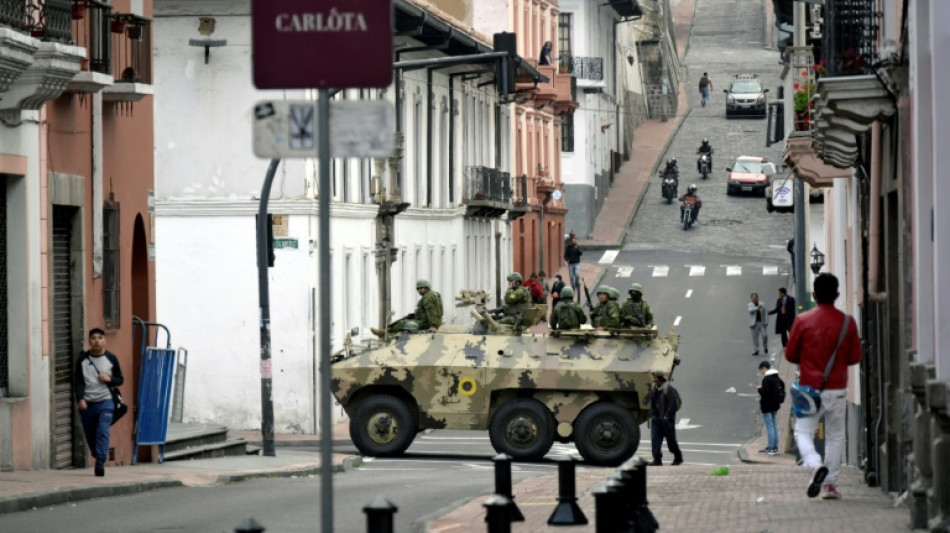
[724,75,769,118]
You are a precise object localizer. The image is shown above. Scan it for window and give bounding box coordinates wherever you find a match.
[102,199,120,328]
[561,114,575,152]
[558,14,572,72]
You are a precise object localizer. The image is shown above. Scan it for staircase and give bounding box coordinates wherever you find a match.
[162,423,260,461]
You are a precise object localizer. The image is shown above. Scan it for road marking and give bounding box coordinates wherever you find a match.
[652,265,669,277]
[769,244,786,249]
[763,265,779,276]
[725,386,737,393]
[640,441,742,447]
[726,266,742,276]
[673,316,682,326]
[685,289,693,298]
[616,266,633,278]
[598,250,619,264]
[736,393,759,398]
[675,418,702,430]
[689,265,706,276]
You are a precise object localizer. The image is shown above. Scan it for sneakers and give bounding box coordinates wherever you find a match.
[650,460,662,466]
[807,466,829,498]
[369,327,387,338]
[766,449,779,456]
[752,351,760,356]
[821,484,842,500]
[94,463,104,477]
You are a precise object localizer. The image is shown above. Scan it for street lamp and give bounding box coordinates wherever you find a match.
[810,244,825,274]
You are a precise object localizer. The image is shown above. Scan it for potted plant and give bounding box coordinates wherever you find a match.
[111,17,126,34]
[72,1,85,20]
[793,79,815,131]
[126,23,143,40]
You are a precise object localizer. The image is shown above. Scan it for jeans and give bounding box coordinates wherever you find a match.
[568,263,580,298]
[80,399,114,465]
[794,389,846,484]
[701,87,710,104]
[763,411,778,450]
[650,416,683,464]
[751,323,768,352]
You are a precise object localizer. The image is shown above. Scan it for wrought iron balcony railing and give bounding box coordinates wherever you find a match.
[822,0,878,76]
[558,55,604,81]
[110,13,150,83]
[464,166,512,205]
[26,0,73,43]
[1,0,27,31]
[71,0,111,74]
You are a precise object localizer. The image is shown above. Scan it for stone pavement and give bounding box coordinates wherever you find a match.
[425,463,914,533]
[0,422,356,515]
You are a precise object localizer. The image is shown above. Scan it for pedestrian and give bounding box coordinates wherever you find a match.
[564,237,583,299]
[757,361,785,456]
[538,269,551,303]
[549,287,586,331]
[620,282,654,327]
[371,279,443,337]
[787,238,796,283]
[550,274,566,308]
[589,286,621,330]
[767,287,797,349]
[539,41,553,66]
[698,72,713,106]
[748,292,769,356]
[785,273,862,499]
[647,371,683,466]
[74,328,125,477]
[525,272,545,304]
[564,229,576,248]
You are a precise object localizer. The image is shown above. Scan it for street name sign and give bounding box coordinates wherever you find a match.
[253,100,394,159]
[252,0,394,89]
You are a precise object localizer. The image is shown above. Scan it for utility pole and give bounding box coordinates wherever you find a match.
[793,0,809,308]
[256,158,280,457]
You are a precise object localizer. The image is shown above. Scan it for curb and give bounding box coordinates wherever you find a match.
[216,455,364,484]
[0,479,184,515]
[242,438,353,448]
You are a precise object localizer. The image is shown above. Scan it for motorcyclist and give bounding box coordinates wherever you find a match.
[697,138,714,171]
[660,170,679,199]
[680,184,702,224]
[665,157,679,176]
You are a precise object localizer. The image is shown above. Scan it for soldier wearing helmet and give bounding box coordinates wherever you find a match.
[549,286,587,331]
[498,272,531,325]
[680,184,702,224]
[590,285,622,330]
[371,279,443,337]
[621,282,654,327]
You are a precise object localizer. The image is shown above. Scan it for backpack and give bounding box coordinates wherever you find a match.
[698,76,709,89]
[671,387,683,412]
[776,377,786,404]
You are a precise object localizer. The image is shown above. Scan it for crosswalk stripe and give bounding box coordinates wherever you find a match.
[598,250,619,264]
[616,266,633,277]
[652,265,669,277]
[689,265,705,276]
[726,266,742,276]
[763,265,779,276]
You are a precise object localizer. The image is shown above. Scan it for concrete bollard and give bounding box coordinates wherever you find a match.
[363,495,398,533]
[547,455,588,526]
[483,494,513,533]
[235,517,265,533]
[492,453,525,522]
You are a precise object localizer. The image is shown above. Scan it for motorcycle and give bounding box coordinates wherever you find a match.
[681,197,697,230]
[697,153,710,180]
[660,170,678,204]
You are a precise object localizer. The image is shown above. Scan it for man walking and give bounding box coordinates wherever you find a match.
[748,292,769,356]
[648,371,683,466]
[768,287,797,349]
[757,361,785,455]
[785,273,862,499]
[698,72,713,106]
[564,237,583,299]
[74,328,124,477]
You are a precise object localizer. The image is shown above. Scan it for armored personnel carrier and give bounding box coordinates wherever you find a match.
[331,291,680,466]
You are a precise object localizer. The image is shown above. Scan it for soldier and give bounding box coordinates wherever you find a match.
[620,282,654,327]
[498,272,532,325]
[590,286,621,330]
[549,287,586,330]
[371,279,443,337]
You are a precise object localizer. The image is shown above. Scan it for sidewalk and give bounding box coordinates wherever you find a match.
[0,423,356,515]
[425,463,913,532]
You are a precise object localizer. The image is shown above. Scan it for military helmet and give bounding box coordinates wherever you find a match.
[416,279,431,289]
[402,320,420,334]
[596,285,619,299]
[629,282,644,293]
[507,272,523,283]
[561,286,575,298]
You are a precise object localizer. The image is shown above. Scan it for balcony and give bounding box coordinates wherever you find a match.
[508,173,530,221]
[821,0,878,77]
[782,131,850,188]
[101,13,152,102]
[66,0,112,93]
[553,73,579,113]
[463,166,512,219]
[559,55,605,90]
[532,65,556,108]
[0,26,38,96]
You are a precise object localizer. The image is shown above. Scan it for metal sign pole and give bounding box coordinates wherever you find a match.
[257,158,280,457]
[317,89,334,533]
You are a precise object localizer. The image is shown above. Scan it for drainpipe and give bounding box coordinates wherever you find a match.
[426,68,433,207]
[868,121,887,302]
[92,92,103,276]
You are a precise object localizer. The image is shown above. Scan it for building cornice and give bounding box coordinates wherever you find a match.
[0,41,83,112]
[0,28,39,95]
[812,74,896,169]
[155,199,379,219]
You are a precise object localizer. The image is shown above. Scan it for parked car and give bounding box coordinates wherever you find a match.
[724,74,768,118]
[726,156,776,196]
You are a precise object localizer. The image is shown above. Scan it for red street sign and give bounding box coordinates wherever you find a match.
[252,0,393,89]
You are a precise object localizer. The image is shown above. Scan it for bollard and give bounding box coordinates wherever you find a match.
[593,480,624,533]
[609,470,634,528]
[363,495,398,533]
[547,455,588,526]
[628,457,659,533]
[492,453,524,522]
[483,494,513,533]
[235,517,265,533]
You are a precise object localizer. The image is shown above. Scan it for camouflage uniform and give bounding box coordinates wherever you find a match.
[550,300,587,330]
[389,281,443,333]
[620,299,654,327]
[498,286,531,325]
[592,300,622,328]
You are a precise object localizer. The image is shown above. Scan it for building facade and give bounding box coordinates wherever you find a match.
[1,0,155,471]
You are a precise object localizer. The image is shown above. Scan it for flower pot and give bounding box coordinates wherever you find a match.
[72,3,85,20]
[126,25,143,40]
[80,58,89,71]
[111,19,126,33]
[794,110,811,132]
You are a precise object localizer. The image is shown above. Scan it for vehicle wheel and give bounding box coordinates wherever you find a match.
[666,195,672,205]
[489,398,555,461]
[574,402,640,466]
[683,212,690,231]
[350,394,417,457]
[726,187,734,196]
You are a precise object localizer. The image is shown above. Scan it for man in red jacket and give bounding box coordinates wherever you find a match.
[785,273,862,500]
